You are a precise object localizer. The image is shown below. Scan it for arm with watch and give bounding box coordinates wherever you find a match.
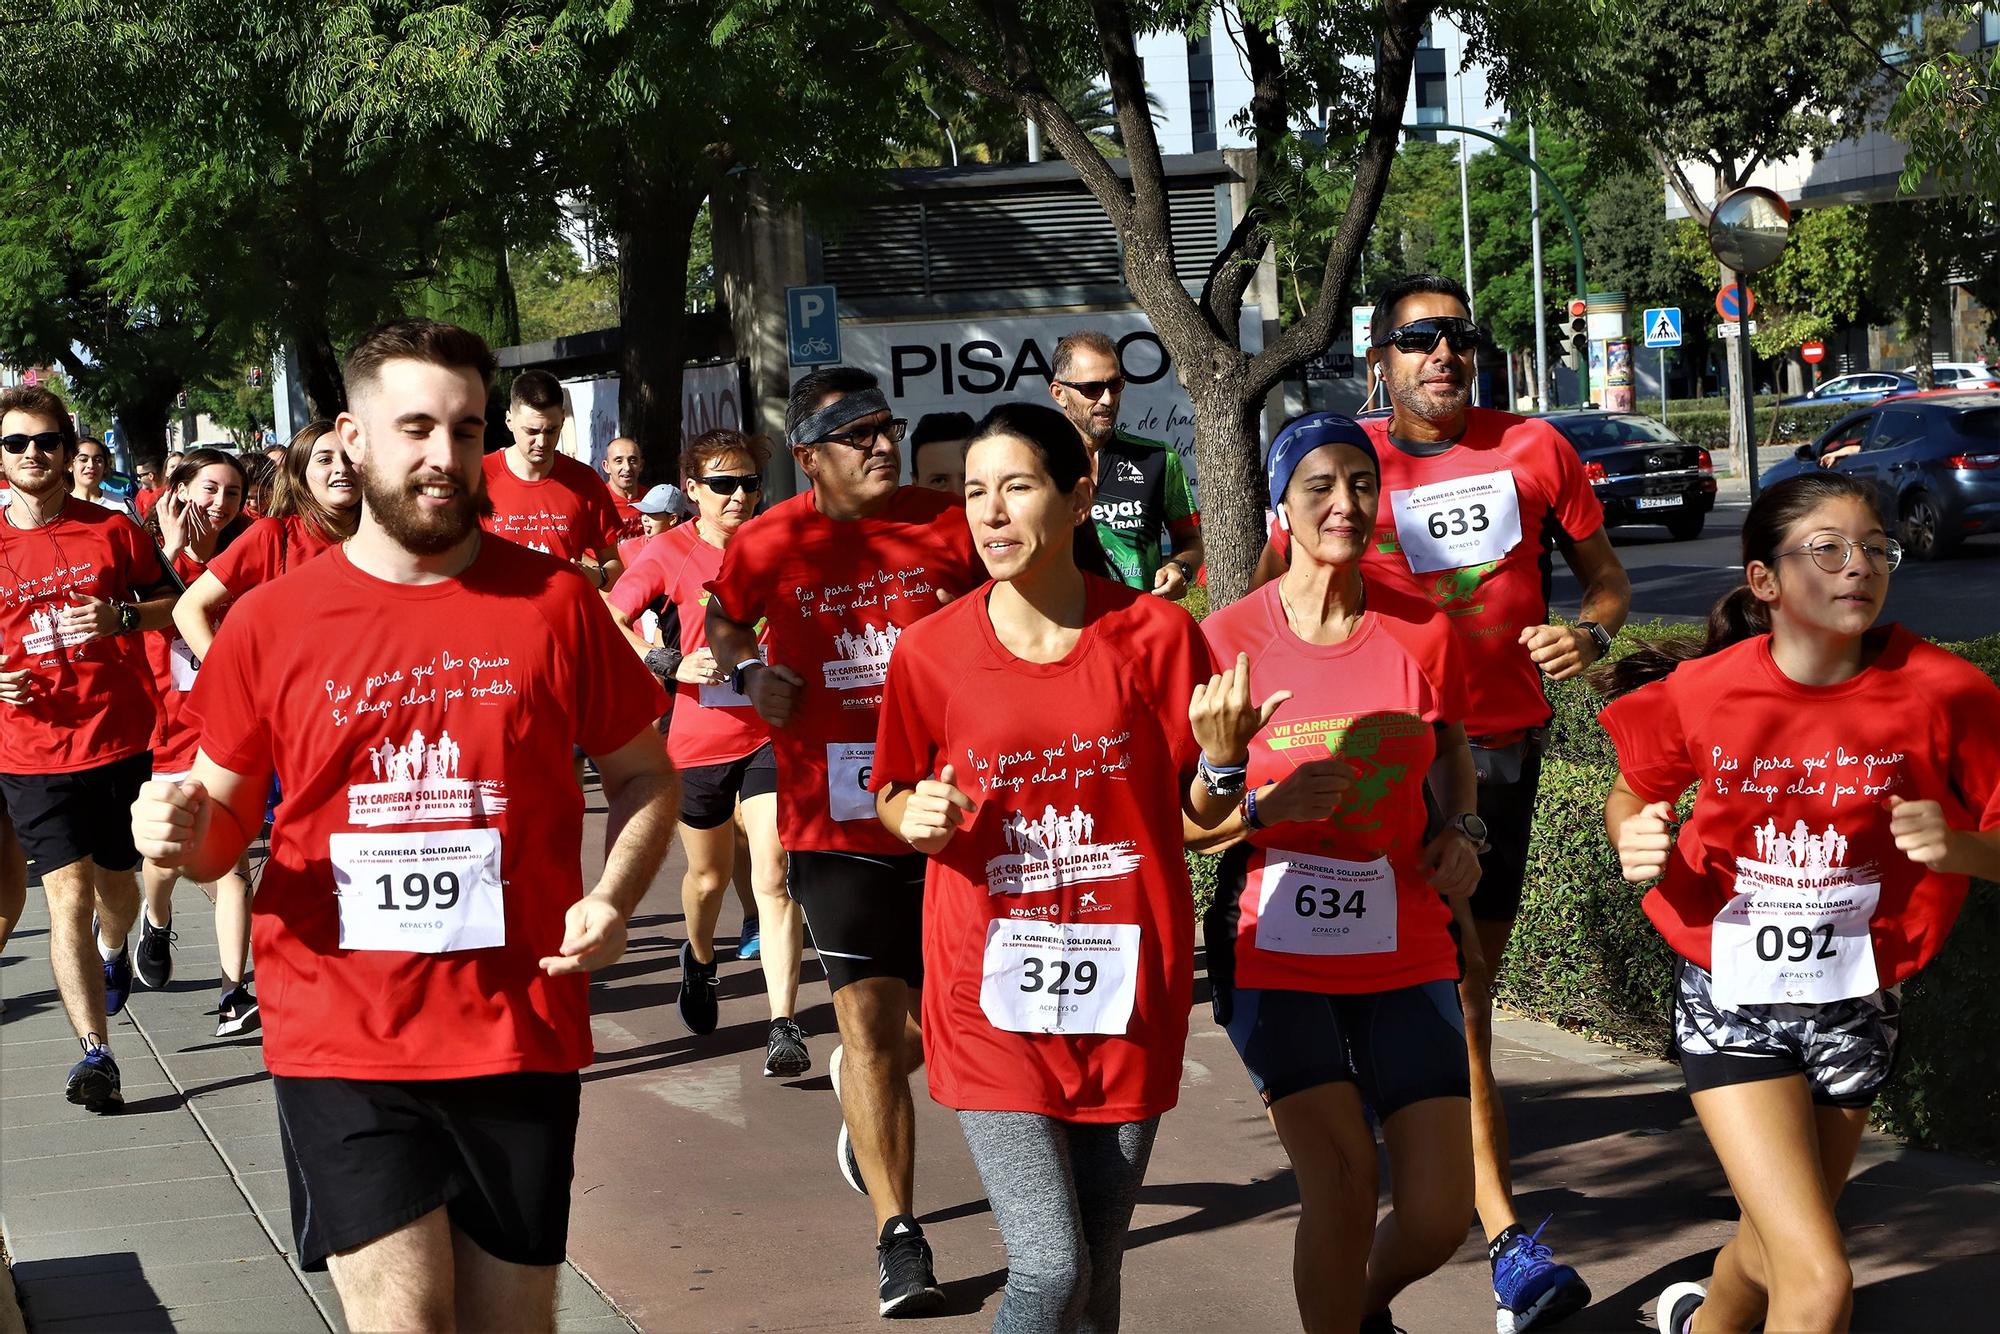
[704,600,803,729]
[1519,529,1631,681]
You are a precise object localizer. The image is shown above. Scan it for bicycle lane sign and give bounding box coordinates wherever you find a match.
[787,285,841,367]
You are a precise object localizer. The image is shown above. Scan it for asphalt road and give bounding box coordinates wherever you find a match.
[1554,496,2000,643]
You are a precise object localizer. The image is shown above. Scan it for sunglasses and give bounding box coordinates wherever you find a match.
[1374,317,1481,356]
[821,418,907,449]
[697,473,763,496]
[2,432,65,455]
[1056,376,1125,400]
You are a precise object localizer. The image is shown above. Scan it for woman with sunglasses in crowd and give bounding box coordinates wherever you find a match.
[167,421,358,1033]
[607,429,810,1077]
[872,402,1266,1334]
[131,448,254,1014]
[1595,473,2000,1334]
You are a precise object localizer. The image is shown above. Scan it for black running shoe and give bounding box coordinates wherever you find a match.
[764,1016,811,1078]
[876,1216,943,1318]
[216,984,261,1037]
[65,1041,122,1113]
[677,940,719,1035]
[135,916,176,990]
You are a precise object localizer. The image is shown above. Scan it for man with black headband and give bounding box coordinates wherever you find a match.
[1261,274,1629,1331]
[705,365,981,1318]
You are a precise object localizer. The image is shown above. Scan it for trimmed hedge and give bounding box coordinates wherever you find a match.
[1650,401,1854,456]
[1189,616,2000,1162]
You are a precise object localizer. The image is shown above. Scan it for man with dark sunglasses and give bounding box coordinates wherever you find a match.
[1048,330,1203,599]
[705,365,982,1319]
[0,385,181,1113]
[1259,274,1629,1331]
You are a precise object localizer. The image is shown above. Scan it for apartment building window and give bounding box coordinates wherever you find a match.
[1984,7,1999,46]
[1186,32,1217,153]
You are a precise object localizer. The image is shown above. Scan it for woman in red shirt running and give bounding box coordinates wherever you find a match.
[1596,472,2000,1334]
[873,403,1268,1334]
[134,449,252,1019]
[1198,413,1484,1333]
[168,422,357,1032]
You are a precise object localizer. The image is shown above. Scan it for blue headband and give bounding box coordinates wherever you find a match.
[1266,413,1378,506]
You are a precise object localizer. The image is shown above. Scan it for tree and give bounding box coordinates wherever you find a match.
[512,241,622,344]
[847,0,1584,602]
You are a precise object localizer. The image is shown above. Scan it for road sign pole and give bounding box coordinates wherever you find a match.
[1529,119,1548,410]
[1661,348,1668,428]
[1733,284,1760,502]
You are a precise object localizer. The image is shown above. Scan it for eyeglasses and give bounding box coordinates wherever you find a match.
[697,473,763,496]
[1,432,65,455]
[1056,376,1125,400]
[820,418,907,449]
[1776,535,1903,574]
[1373,317,1481,356]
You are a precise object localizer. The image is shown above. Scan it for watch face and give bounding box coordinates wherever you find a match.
[1460,814,1489,841]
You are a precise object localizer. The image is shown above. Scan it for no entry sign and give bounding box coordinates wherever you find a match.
[1801,341,1826,364]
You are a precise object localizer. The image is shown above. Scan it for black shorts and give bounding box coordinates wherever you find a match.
[1469,737,1544,923]
[679,743,777,831]
[273,1071,581,1271]
[1222,981,1471,1113]
[0,750,150,875]
[1673,960,1900,1110]
[788,849,925,993]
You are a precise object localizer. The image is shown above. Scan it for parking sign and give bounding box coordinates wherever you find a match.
[787,285,841,367]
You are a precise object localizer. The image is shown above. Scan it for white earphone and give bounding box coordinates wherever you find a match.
[1275,503,1292,533]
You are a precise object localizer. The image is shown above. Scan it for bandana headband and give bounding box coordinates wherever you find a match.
[789,388,891,447]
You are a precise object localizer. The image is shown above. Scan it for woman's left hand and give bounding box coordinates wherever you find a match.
[1188,652,1290,768]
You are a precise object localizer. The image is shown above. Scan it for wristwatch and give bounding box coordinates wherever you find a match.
[114,601,140,634]
[1197,756,1248,798]
[1576,621,1614,658]
[1449,812,1491,853]
[728,659,764,695]
[1170,558,1197,584]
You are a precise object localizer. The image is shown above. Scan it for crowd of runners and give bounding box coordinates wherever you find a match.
[0,268,1993,1334]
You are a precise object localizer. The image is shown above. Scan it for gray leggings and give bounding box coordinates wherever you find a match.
[957,1110,1161,1334]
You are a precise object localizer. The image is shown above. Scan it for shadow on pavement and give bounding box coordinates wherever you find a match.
[10,1253,170,1331]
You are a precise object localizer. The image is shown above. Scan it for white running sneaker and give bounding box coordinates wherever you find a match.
[830,1044,866,1194]
[1655,1281,1705,1334]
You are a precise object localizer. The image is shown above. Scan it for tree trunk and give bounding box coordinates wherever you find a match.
[1187,380,1267,606]
[616,158,706,475]
[113,388,175,465]
[295,322,346,419]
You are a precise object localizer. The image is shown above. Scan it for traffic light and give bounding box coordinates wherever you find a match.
[1556,312,1588,372]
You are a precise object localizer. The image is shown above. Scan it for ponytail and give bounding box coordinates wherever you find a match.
[1589,471,1874,701]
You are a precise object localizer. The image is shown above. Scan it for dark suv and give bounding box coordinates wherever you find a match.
[1758,391,2000,559]
[1544,413,1718,540]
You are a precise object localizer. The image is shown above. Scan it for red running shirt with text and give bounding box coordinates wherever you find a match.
[480,452,622,562]
[204,514,338,595]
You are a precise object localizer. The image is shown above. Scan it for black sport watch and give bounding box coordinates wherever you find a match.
[728,659,763,695]
[114,601,141,634]
[1449,812,1491,853]
[1576,621,1614,658]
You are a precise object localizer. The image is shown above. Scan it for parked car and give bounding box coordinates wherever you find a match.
[1544,412,1718,540]
[1780,371,1920,408]
[1757,391,2000,559]
[1902,361,1996,388]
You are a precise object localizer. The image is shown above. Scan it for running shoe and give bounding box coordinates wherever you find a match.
[135,915,176,990]
[65,1041,122,1113]
[830,1044,866,1195]
[677,939,720,1036]
[1358,1309,1402,1333]
[876,1215,943,1318]
[764,1016,810,1078]
[216,984,261,1037]
[1491,1218,1591,1331]
[736,914,761,961]
[103,941,134,1017]
[1654,1281,1705,1334]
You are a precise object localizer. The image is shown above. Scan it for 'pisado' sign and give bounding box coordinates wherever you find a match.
[827,309,1263,498]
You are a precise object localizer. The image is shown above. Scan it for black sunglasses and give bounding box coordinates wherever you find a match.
[696,473,763,496]
[1374,317,1481,355]
[1056,376,1125,400]
[821,418,907,449]
[1,431,65,455]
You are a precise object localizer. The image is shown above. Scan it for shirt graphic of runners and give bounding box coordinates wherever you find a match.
[988,802,1143,897]
[348,727,507,827]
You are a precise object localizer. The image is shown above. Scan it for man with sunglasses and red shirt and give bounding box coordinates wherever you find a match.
[1048,330,1203,599]
[1276,274,1630,1331]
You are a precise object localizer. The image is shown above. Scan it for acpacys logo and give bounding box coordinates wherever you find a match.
[1265,711,1430,832]
[1430,559,1501,617]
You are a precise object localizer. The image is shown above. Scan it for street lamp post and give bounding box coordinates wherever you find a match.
[1528,117,1548,410]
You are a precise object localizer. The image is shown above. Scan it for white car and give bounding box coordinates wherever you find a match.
[1903,362,1996,387]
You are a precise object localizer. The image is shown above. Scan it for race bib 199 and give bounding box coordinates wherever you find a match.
[980,920,1141,1035]
[1388,470,1524,574]
[1710,860,1881,1007]
[330,828,506,954]
[827,742,876,822]
[1248,850,1397,956]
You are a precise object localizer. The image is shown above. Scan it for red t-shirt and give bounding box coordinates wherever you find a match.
[0,498,164,774]
[872,577,1211,1121]
[205,514,338,595]
[611,523,768,769]
[1598,627,2000,988]
[1356,409,1603,736]
[705,487,981,854]
[1202,579,1468,993]
[145,550,212,775]
[135,486,162,519]
[186,541,667,1080]
[480,451,622,562]
[609,491,647,545]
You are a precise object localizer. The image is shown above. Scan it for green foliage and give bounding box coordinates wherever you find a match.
[511,243,621,344]
[1660,401,1857,455]
[184,370,278,448]
[1889,6,2000,198]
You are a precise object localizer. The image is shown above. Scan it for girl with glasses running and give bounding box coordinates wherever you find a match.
[1594,473,2000,1334]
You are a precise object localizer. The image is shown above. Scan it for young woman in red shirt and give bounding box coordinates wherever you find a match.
[1596,472,2000,1334]
[1198,413,1484,1333]
[873,402,1270,1334]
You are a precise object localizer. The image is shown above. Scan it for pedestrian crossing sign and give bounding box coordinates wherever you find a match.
[1643,307,1683,348]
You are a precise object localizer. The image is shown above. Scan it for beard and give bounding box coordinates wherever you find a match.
[359,460,487,555]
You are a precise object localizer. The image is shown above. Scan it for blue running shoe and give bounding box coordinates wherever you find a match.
[103,942,134,1017]
[736,914,761,961]
[1491,1218,1590,1332]
[65,1041,123,1113]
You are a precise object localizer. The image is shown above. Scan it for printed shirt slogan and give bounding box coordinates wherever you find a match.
[7,560,105,658]
[1264,710,1429,834]
[324,650,518,827]
[965,730,1141,898]
[1709,743,1904,808]
[800,564,937,703]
